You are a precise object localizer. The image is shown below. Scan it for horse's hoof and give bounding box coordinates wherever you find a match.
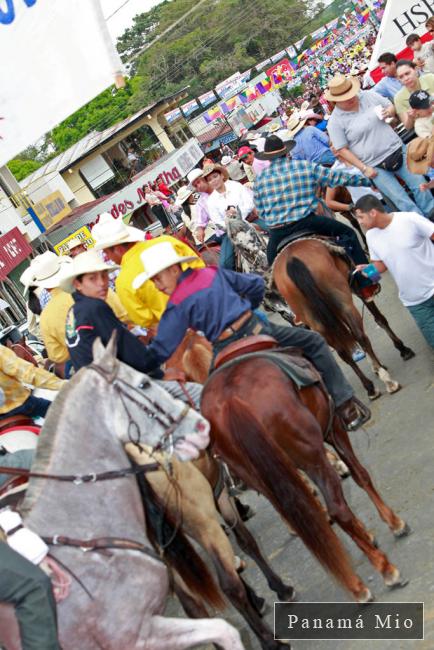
[357,587,374,603]
[367,531,378,548]
[386,382,401,394]
[384,567,409,589]
[388,576,409,590]
[368,388,381,400]
[394,522,412,539]
[278,587,297,602]
[401,348,415,361]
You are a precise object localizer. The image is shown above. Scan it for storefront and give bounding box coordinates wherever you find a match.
[0,228,33,327]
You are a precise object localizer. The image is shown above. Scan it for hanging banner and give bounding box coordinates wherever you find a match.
[203,106,224,124]
[294,36,307,51]
[256,58,271,71]
[181,99,199,117]
[165,108,182,124]
[266,60,295,86]
[286,45,297,59]
[0,0,123,167]
[198,90,217,107]
[271,49,287,63]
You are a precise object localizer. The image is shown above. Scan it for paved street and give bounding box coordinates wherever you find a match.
[167,273,433,650]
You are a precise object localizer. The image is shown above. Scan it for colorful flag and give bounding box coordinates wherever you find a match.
[164,108,182,124]
[180,99,199,117]
[294,36,306,51]
[198,90,217,107]
[203,106,223,124]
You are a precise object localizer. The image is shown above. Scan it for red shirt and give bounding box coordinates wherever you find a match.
[158,182,172,197]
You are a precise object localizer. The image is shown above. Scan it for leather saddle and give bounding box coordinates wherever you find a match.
[276,230,320,253]
[215,335,278,369]
[0,415,34,433]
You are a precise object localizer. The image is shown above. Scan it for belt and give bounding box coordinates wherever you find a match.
[217,311,252,342]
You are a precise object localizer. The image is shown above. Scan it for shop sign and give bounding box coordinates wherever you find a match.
[54,226,94,255]
[0,227,32,280]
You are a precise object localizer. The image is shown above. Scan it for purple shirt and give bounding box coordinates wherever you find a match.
[252,157,270,178]
[195,192,225,235]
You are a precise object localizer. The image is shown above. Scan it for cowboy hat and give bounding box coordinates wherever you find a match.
[66,237,87,253]
[202,163,229,181]
[187,168,204,184]
[407,136,434,175]
[220,155,233,166]
[324,74,360,102]
[92,212,144,250]
[267,122,281,133]
[21,251,72,293]
[299,109,323,122]
[255,135,296,160]
[285,116,306,138]
[132,242,197,290]
[175,186,194,206]
[59,250,120,294]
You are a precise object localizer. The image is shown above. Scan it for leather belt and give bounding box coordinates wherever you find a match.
[217,311,252,342]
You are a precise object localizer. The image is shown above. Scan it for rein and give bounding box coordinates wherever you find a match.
[43,534,163,563]
[0,462,160,484]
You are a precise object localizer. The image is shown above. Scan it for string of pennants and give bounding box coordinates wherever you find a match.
[164,1,384,125]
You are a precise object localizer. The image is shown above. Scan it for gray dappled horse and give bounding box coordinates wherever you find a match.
[18,338,244,650]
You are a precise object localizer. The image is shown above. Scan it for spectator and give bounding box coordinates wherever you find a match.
[287,114,336,166]
[394,60,434,130]
[237,146,270,181]
[156,177,172,198]
[220,154,247,182]
[355,194,434,348]
[375,53,402,100]
[408,89,434,137]
[406,33,434,74]
[326,74,434,218]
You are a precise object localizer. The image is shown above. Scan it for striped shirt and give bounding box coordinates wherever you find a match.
[254,157,371,228]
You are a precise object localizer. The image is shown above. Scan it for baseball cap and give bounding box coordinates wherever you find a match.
[409,89,432,110]
[238,146,253,159]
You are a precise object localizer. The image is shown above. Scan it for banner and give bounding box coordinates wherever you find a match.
[271,49,287,63]
[165,108,182,124]
[54,226,94,255]
[0,227,32,280]
[286,45,297,58]
[181,99,199,117]
[198,90,217,107]
[266,60,294,86]
[0,0,123,167]
[256,58,271,70]
[294,36,306,51]
[204,106,224,123]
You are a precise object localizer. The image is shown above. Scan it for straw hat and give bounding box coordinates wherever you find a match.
[267,122,281,133]
[187,168,204,184]
[324,75,360,102]
[299,109,323,122]
[92,212,144,251]
[407,136,434,175]
[255,135,296,160]
[132,242,197,290]
[21,251,72,293]
[175,186,194,206]
[59,250,120,294]
[285,116,306,137]
[202,163,229,181]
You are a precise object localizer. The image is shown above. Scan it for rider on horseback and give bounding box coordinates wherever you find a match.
[131,242,370,431]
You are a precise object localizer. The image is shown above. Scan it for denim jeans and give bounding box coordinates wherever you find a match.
[373,144,434,217]
[6,394,51,419]
[212,314,354,407]
[407,296,434,348]
[218,233,235,270]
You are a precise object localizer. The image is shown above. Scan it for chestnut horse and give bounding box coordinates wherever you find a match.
[273,239,415,398]
[201,354,410,602]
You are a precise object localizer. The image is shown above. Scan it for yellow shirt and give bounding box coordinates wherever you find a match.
[116,235,204,328]
[0,344,65,414]
[39,288,128,363]
[394,74,434,118]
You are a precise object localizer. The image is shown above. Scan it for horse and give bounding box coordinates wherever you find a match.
[14,338,244,650]
[272,238,415,398]
[201,352,410,603]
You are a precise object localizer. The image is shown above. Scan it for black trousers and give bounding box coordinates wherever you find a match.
[267,214,369,266]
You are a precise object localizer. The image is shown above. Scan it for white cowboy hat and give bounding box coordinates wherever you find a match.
[92,212,144,250]
[132,242,197,290]
[66,237,87,253]
[187,168,204,184]
[299,109,323,121]
[59,250,120,294]
[267,122,281,133]
[220,155,233,166]
[21,251,72,293]
[175,186,194,206]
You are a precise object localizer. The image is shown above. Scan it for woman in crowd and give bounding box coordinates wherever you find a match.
[174,186,216,246]
[326,74,434,218]
[394,59,434,130]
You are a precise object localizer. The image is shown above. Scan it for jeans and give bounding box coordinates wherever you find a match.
[373,144,434,217]
[218,233,235,270]
[212,314,354,407]
[5,394,51,419]
[407,296,434,348]
[266,213,369,265]
[0,542,60,650]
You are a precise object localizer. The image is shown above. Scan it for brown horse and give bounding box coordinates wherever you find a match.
[201,354,410,602]
[273,238,415,398]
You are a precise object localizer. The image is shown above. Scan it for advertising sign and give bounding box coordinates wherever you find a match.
[0,227,32,280]
[33,191,71,229]
[54,226,94,255]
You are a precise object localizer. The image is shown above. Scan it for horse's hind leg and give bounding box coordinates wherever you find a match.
[217,486,296,602]
[305,446,406,589]
[327,418,410,538]
[336,346,381,399]
[146,615,244,650]
[364,300,415,360]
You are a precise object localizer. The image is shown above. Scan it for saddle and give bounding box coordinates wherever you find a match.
[276,230,320,253]
[0,415,34,433]
[214,335,320,389]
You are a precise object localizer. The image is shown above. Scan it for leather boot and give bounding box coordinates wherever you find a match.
[336,397,371,431]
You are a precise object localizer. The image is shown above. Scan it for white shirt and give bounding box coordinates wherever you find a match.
[207,180,254,227]
[367,212,434,306]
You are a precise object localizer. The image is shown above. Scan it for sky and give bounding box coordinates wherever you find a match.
[101,0,164,40]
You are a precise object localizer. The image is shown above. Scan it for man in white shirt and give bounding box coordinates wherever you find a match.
[354,194,434,348]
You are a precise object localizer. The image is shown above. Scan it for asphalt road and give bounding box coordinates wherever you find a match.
[166,272,433,650]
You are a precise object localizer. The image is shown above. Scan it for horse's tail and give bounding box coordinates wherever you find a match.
[286,256,354,355]
[223,397,356,594]
[136,470,225,611]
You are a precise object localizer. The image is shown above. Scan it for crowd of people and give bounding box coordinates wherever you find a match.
[1,12,434,649]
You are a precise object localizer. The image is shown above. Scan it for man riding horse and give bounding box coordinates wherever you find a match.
[131,241,370,432]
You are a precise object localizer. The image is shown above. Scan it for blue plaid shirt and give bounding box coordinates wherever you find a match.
[254,157,371,228]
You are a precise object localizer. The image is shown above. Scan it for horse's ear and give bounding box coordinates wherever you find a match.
[92,332,118,366]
